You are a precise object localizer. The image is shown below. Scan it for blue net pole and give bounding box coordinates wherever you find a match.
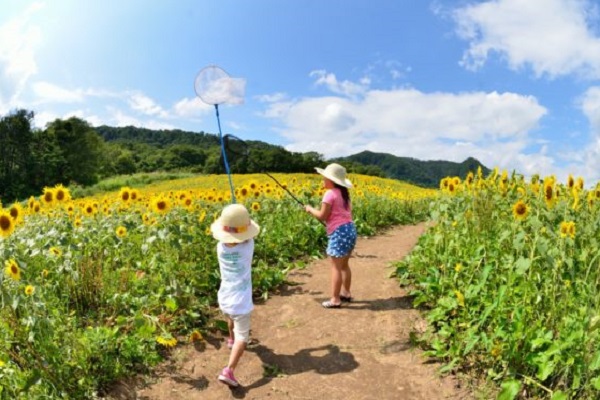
[215,104,237,203]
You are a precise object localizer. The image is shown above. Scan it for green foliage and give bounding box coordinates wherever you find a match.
[45,117,105,186]
[0,175,431,398]
[0,110,36,201]
[395,174,600,399]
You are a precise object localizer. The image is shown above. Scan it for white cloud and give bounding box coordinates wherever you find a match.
[573,86,600,182]
[453,0,600,78]
[310,70,369,98]
[0,2,43,109]
[172,97,212,118]
[255,92,288,103]
[264,71,549,178]
[127,92,168,118]
[32,81,84,103]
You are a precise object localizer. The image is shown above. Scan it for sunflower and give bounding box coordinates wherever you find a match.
[465,172,474,187]
[559,221,574,238]
[576,177,584,190]
[0,210,15,238]
[500,170,508,186]
[116,226,127,238]
[440,177,449,190]
[119,187,132,202]
[27,196,36,210]
[49,247,62,257]
[512,200,528,220]
[24,285,35,296]
[4,259,20,281]
[189,330,203,342]
[251,202,261,211]
[448,182,456,194]
[130,189,140,201]
[568,221,576,238]
[142,213,151,225]
[156,336,177,348]
[8,202,24,224]
[543,182,556,208]
[83,202,96,216]
[567,174,575,189]
[54,184,71,202]
[151,197,171,214]
[41,187,55,206]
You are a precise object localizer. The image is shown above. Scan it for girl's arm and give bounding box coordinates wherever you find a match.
[305,201,332,222]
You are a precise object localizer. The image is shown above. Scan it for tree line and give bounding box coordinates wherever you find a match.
[1,109,369,203]
[1,109,485,203]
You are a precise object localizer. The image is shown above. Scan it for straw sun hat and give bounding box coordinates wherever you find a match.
[315,163,353,188]
[211,204,260,243]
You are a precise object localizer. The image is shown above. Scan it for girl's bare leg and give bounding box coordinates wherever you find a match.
[340,255,352,297]
[330,256,345,304]
[227,341,246,371]
[227,317,234,342]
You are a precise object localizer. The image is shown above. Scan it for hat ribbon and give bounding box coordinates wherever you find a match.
[223,222,250,233]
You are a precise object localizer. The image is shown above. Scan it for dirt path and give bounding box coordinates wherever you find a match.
[114,224,472,400]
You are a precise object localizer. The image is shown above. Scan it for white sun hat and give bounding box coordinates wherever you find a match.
[210,204,260,243]
[315,163,353,188]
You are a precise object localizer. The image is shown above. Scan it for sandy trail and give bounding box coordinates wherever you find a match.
[111,224,472,400]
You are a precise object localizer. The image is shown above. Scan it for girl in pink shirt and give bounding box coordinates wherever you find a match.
[305,163,357,308]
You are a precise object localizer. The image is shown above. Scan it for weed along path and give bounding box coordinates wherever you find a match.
[118,224,471,400]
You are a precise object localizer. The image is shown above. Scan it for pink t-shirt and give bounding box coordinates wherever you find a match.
[322,188,353,235]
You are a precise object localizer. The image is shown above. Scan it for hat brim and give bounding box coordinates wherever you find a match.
[211,219,260,243]
[315,167,353,188]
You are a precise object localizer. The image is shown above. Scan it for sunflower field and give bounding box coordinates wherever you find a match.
[396,168,600,399]
[0,172,435,399]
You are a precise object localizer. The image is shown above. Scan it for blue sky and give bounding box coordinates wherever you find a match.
[3,1,600,184]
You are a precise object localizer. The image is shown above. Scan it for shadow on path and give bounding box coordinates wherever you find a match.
[227,343,359,398]
[314,295,415,311]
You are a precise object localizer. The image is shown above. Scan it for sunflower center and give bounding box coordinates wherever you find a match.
[10,265,18,274]
[0,216,11,230]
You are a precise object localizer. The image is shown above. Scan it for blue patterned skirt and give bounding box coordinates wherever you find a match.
[326,222,357,258]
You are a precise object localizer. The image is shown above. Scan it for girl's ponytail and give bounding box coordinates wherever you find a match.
[334,183,351,210]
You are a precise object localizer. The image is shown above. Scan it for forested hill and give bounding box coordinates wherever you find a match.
[95,125,220,147]
[0,109,490,202]
[333,151,490,188]
[95,126,489,189]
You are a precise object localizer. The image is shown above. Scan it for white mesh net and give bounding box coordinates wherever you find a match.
[194,65,245,105]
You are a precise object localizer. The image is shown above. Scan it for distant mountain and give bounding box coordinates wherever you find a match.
[333,151,490,188]
[94,125,489,187]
